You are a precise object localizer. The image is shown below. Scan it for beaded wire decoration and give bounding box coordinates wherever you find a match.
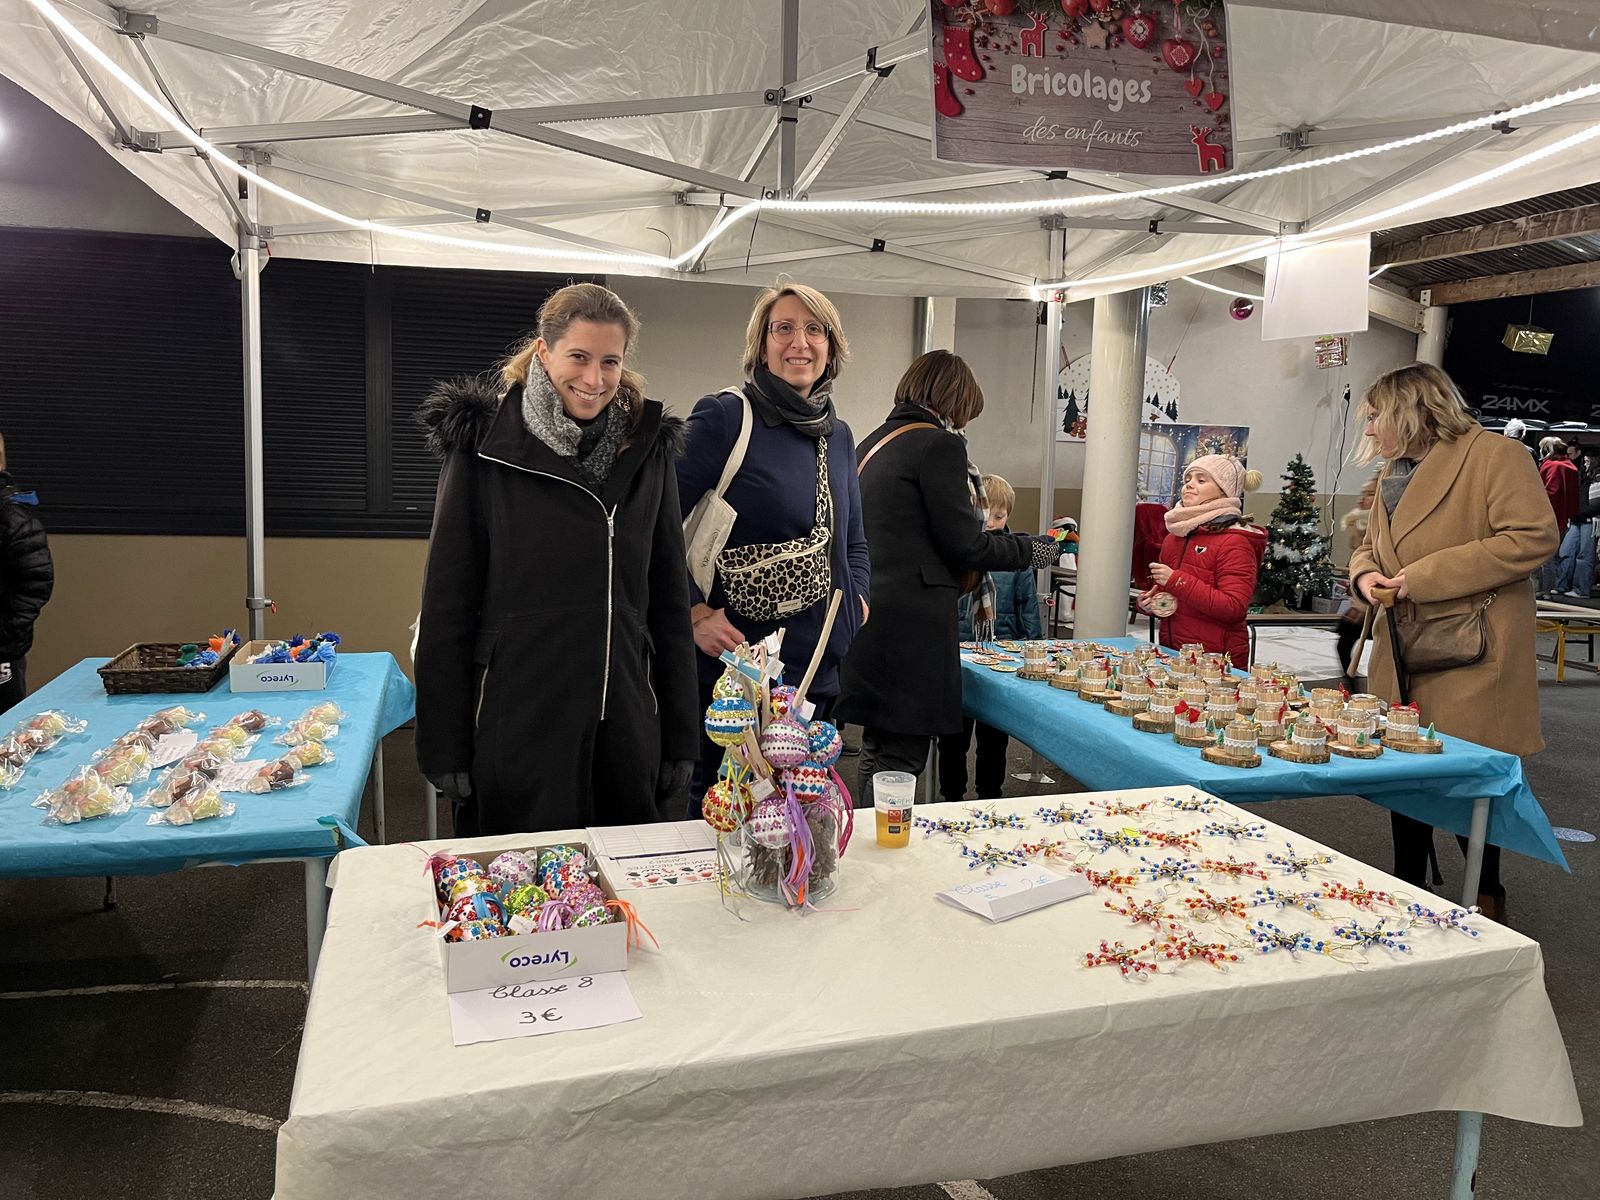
[1157,929,1241,970]
[1317,879,1398,912]
[966,805,1028,832]
[1199,856,1268,882]
[1267,843,1337,880]
[1084,938,1161,978]
[1203,819,1267,842]
[1016,838,1076,863]
[1183,888,1250,922]
[1104,896,1183,931]
[1080,827,1149,855]
[914,815,977,840]
[1071,865,1140,894]
[1036,803,1092,826]
[1093,798,1154,819]
[1142,827,1202,855]
[1332,919,1411,954]
[1137,855,1200,886]
[1250,919,1328,957]
[960,842,1029,872]
[1165,793,1221,815]
[1404,901,1482,938]
[1250,886,1327,917]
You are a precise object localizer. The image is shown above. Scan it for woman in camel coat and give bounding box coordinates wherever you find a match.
[1349,364,1557,919]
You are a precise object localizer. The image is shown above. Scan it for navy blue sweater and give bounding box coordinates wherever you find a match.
[676,386,871,698]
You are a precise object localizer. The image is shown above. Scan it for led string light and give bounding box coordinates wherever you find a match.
[28,0,1600,291]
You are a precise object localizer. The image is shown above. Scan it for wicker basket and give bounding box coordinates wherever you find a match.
[97,641,239,695]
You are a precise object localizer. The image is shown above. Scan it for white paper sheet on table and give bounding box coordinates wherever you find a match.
[604,851,720,889]
[148,730,197,769]
[446,971,641,1046]
[586,821,716,859]
[937,866,1092,922]
[212,759,269,794]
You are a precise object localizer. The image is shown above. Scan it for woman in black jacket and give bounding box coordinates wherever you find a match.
[414,283,698,836]
[0,432,54,715]
[837,351,1056,785]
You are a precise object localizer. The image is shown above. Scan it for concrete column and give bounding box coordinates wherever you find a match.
[1417,302,1447,366]
[1074,287,1150,638]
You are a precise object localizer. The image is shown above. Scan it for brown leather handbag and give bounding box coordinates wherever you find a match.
[1389,591,1496,674]
[857,422,983,596]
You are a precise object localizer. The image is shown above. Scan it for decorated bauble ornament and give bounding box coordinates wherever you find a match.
[769,685,799,721]
[447,874,500,909]
[446,891,505,925]
[433,855,487,901]
[712,672,745,700]
[1229,297,1255,321]
[806,720,843,767]
[501,884,548,919]
[747,796,791,848]
[704,696,756,746]
[785,761,830,802]
[702,775,754,832]
[760,717,811,769]
[562,881,607,913]
[487,850,540,892]
[445,918,506,941]
[574,903,612,928]
[535,845,586,891]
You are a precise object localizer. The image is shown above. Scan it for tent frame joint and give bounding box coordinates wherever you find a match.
[118,9,158,37]
[864,46,896,79]
[469,105,493,130]
[121,126,161,153]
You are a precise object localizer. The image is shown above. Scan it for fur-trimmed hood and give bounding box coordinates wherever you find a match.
[417,374,684,458]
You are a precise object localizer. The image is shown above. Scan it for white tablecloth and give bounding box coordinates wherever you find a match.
[276,787,1580,1199]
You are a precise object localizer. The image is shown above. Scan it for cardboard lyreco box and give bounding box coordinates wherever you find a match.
[229,641,335,692]
[438,842,628,992]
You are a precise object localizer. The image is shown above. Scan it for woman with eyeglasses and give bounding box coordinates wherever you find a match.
[675,282,871,816]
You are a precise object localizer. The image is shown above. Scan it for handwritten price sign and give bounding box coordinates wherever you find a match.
[447,972,642,1046]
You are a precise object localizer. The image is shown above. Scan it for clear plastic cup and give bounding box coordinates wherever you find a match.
[873,771,916,848]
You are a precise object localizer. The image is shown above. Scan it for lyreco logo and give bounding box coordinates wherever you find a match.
[256,674,296,683]
[500,948,574,969]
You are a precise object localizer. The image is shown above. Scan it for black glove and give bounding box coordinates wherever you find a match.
[426,771,473,801]
[655,760,695,816]
[1029,535,1061,571]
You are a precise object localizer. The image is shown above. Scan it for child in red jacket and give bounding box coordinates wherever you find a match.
[1139,454,1265,667]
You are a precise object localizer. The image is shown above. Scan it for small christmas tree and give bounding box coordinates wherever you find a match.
[1256,454,1332,608]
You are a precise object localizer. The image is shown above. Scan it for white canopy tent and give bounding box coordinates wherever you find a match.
[8,0,1600,626]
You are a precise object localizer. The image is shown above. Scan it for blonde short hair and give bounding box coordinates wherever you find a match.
[741,281,850,384]
[1354,363,1476,465]
[1539,436,1565,458]
[983,474,1015,516]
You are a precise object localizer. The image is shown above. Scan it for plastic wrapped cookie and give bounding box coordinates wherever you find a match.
[245,756,309,794]
[150,788,234,826]
[38,768,132,825]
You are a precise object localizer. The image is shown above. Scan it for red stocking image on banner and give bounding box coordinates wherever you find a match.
[928,0,1234,174]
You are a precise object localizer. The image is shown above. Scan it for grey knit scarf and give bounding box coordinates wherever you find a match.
[520,359,630,489]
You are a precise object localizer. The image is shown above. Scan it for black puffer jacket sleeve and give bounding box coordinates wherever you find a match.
[0,501,53,661]
[646,432,700,762]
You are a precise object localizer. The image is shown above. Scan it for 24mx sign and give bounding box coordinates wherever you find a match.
[1479,394,1551,413]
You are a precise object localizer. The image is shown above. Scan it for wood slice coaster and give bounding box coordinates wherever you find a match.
[1049,675,1080,692]
[1202,745,1262,769]
[1386,736,1444,754]
[1255,728,1284,746]
[1104,699,1150,718]
[1174,727,1214,748]
[1269,741,1330,764]
[1329,741,1383,759]
[1132,713,1175,734]
[1017,667,1052,681]
[1084,687,1120,704]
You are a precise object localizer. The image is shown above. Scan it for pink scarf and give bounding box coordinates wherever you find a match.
[1164,496,1242,537]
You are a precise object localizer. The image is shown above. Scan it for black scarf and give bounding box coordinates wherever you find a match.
[748,364,835,439]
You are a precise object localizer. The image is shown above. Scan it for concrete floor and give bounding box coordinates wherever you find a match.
[2,641,1595,1200]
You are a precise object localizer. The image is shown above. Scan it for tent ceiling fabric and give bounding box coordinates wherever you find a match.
[9,0,1600,298]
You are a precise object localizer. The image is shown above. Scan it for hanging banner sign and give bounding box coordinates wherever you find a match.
[928,1,1234,176]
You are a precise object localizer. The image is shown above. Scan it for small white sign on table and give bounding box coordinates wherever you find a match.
[446,972,642,1047]
[937,866,1092,923]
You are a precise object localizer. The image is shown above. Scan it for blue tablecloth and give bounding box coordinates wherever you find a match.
[0,653,415,878]
[961,637,1567,869]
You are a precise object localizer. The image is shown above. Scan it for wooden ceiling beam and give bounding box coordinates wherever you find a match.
[1375,203,1600,268]
[1421,259,1600,306]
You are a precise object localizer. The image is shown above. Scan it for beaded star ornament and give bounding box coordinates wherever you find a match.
[1203,819,1267,843]
[1183,888,1250,923]
[1267,843,1337,880]
[960,842,1029,873]
[1199,856,1268,882]
[1403,901,1482,938]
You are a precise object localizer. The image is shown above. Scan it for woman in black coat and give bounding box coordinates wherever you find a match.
[837,351,1055,785]
[0,433,54,715]
[414,283,699,836]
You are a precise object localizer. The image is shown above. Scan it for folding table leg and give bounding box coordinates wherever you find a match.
[1451,1110,1483,1199]
[424,779,439,841]
[370,741,386,845]
[102,876,117,912]
[1459,796,1490,906]
[303,857,329,983]
[1011,749,1056,785]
